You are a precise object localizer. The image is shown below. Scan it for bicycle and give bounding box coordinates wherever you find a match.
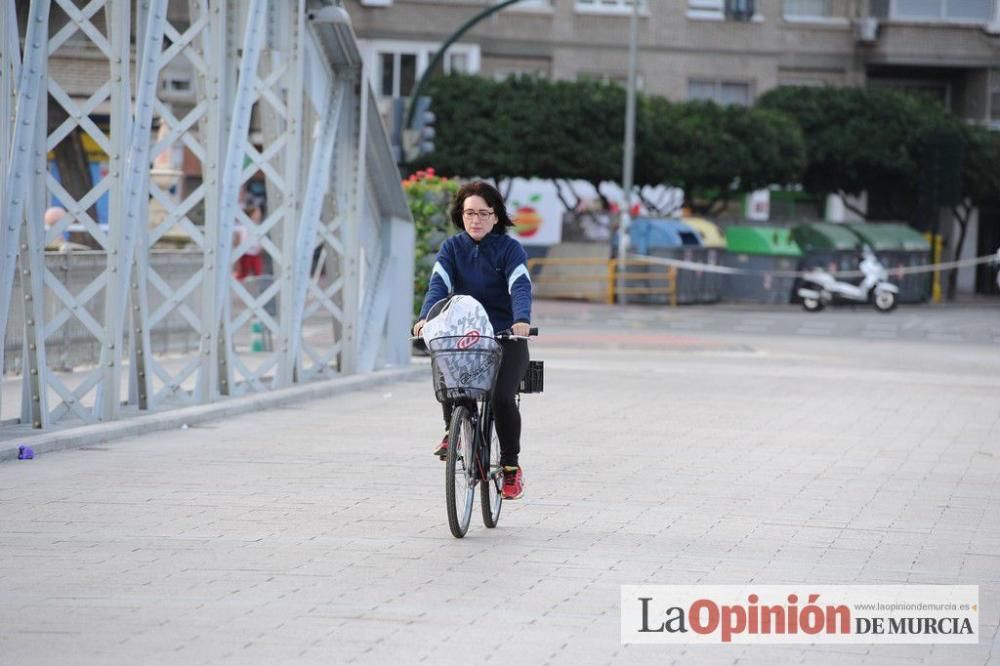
[422,329,542,538]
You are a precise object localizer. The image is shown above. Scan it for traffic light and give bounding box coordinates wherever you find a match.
[403,95,435,163]
[389,97,405,165]
[413,95,436,157]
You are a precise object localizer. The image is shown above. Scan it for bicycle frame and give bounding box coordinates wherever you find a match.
[477,398,502,490]
[450,394,499,487]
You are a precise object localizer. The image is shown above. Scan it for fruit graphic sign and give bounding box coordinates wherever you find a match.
[511,194,543,238]
[505,179,563,246]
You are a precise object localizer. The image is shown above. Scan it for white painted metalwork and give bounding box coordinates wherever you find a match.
[0,0,413,434]
[2,0,50,428]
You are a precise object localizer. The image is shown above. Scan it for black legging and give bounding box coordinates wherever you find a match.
[443,338,529,467]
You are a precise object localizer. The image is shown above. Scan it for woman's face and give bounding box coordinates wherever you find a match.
[461,195,498,242]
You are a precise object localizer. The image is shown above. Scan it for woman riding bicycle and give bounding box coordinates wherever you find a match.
[412,181,532,500]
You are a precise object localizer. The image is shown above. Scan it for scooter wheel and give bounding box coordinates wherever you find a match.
[802,297,824,312]
[873,291,896,312]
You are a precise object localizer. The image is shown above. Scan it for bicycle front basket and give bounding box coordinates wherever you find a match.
[427,335,503,403]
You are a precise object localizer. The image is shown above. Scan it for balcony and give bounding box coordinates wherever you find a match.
[869,0,998,25]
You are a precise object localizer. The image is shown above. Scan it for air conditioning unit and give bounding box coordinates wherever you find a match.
[855,17,879,44]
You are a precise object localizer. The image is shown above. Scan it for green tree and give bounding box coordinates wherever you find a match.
[420,75,520,183]
[637,98,804,214]
[758,86,953,220]
[947,123,1000,297]
[422,74,805,216]
[422,75,626,206]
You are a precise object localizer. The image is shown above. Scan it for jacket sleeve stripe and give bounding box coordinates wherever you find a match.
[507,263,531,294]
[432,261,453,292]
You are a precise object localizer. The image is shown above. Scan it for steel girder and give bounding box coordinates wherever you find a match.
[1,0,49,427]
[0,0,413,433]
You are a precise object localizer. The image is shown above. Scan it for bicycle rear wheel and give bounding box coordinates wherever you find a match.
[446,405,476,538]
[480,414,503,528]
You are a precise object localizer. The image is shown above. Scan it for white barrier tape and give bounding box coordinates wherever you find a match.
[629,251,1000,280]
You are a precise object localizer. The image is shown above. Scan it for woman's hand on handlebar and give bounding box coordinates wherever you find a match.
[511,322,531,337]
[412,319,426,337]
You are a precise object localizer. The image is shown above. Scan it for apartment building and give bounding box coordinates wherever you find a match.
[346,0,1000,124]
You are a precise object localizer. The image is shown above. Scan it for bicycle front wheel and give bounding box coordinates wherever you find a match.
[480,418,502,528]
[446,405,477,538]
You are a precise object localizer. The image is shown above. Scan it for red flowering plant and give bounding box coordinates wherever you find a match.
[404,168,460,317]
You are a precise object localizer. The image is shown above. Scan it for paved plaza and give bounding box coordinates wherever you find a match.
[1,301,998,664]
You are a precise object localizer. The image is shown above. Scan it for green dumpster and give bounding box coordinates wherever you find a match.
[722,226,803,304]
[847,223,931,303]
[791,221,865,273]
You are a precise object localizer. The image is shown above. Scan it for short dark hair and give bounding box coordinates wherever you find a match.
[449,181,513,235]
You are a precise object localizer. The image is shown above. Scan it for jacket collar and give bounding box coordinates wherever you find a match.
[461,231,501,248]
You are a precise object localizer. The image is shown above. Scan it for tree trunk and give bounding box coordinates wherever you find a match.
[837,191,869,221]
[552,179,577,212]
[652,188,683,216]
[946,203,971,301]
[708,200,729,217]
[500,178,514,201]
[638,191,660,214]
[590,180,611,211]
[692,194,724,217]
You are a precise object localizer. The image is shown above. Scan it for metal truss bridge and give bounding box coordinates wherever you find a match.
[1,0,414,434]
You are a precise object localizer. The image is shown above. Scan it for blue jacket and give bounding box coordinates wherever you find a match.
[419,231,532,332]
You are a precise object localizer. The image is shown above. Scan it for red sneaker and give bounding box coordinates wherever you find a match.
[433,434,448,458]
[502,466,523,500]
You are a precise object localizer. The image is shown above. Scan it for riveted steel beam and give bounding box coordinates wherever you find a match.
[0,0,49,422]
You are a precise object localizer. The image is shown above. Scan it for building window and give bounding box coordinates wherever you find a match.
[379,52,417,97]
[688,79,752,106]
[688,0,724,19]
[361,39,481,99]
[726,0,756,20]
[493,67,550,81]
[448,52,468,74]
[688,0,759,21]
[784,0,835,19]
[577,71,646,91]
[512,0,552,7]
[575,0,646,14]
[887,0,993,21]
[778,75,828,87]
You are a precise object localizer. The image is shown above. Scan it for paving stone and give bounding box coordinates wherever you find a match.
[1,304,998,664]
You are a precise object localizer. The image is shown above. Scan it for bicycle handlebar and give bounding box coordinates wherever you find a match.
[409,327,538,342]
[494,327,538,340]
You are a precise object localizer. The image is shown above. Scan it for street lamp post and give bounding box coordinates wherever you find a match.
[617,0,640,307]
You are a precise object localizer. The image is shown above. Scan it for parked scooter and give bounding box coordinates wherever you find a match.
[797,246,899,313]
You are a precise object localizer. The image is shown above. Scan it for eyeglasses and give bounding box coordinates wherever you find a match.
[462,209,496,221]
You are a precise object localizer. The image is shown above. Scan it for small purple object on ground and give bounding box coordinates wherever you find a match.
[18,446,34,460]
